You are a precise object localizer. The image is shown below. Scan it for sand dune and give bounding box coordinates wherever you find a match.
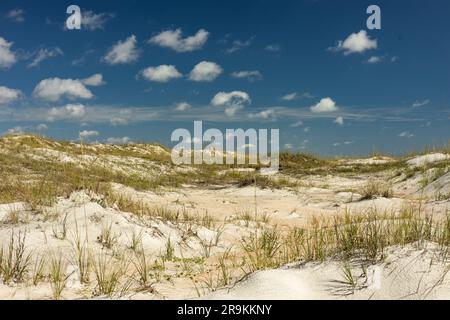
[0,136,448,300]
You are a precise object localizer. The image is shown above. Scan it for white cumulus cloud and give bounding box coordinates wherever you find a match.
[0,37,17,69]
[331,30,377,55]
[82,74,105,86]
[189,61,223,82]
[149,28,209,52]
[36,124,48,131]
[79,130,99,139]
[4,126,24,136]
[0,86,22,104]
[47,104,86,121]
[33,77,94,101]
[211,91,251,117]
[103,35,140,65]
[334,116,344,125]
[310,97,338,113]
[175,102,192,111]
[140,65,182,83]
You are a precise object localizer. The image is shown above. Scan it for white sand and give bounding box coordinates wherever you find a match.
[206,243,450,300]
[407,153,450,167]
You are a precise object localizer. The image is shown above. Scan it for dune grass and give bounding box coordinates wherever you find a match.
[0,231,32,284]
[240,206,450,274]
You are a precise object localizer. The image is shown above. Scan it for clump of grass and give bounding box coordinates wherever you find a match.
[218,248,232,286]
[435,192,450,201]
[3,209,20,225]
[341,262,357,293]
[161,237,175,261]
[233,207,269,228]
[52,212,69,240]
[128,229,144,253]
[152,206,180,222]
[49,253,70,300]
[132,248,154,290]
[199,213,214,229]
[92,253,128,297]
[199,238,215,258]
[241,228,282,273]
[420,167,448,188]
[0,231,32,284]
[234,172,297,189]
[97,222,119,249]
[31,255,46,286]
[360,181,393,200]
[103,190,186,223]
[70,239,91,284]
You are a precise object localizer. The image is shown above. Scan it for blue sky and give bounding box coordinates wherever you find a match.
[0,0,449,156]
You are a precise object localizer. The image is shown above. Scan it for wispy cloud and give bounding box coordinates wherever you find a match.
[106,136,132,145]
[81,11,115,31]
[5,9,25,23]
[230,70,262,81]
[248,108,276,120]
[265,44,280,52]
[174,102,192,112]
[225,37,254,54]
[366,56,383,64]
[28,47,63,68]
[289,120,303,128]
[412,99,430,108]
[149,28,209,52]
[281,92,313,101]
[399,131,414,138]
[103,35,140,65]
[1,100,444,126]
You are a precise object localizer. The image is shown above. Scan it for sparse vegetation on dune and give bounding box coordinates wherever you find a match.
[240,206,450,271]
[360,181,393,200]
[0,134,449,299]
